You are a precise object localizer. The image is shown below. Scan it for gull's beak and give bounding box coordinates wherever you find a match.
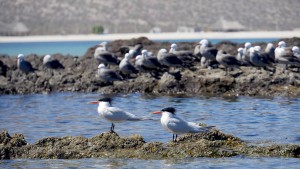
[151,111,162,114]
[89,101,99,104]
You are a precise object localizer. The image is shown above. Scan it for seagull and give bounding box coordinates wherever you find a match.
[236,48,244,62]
[216,50,242,74]
[241,42,253,66]
[17,54,36,73]
[89,97,142,132]
[169,43,195,62]
[119,53,139,77]
[134,50,162,77]
[157,48,183,68]
[291,46,300,71]
[97,63,123,83]
[275,41,300,70]
[119,44,143,58]
[199,39,218,68]
[249,47,274,71]
[292,46,300,59]
[152,107,214,142]
[193,42,202,61]
[43,54,64,69]
[94,42,120,67]
[140,49,162,70]
[264,43,275,61]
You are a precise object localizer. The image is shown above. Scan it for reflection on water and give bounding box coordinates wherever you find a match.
[0,93,300,144]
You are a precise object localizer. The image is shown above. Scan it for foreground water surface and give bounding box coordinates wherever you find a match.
[0,92,299,167]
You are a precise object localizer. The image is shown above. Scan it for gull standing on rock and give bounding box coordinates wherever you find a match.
[119,53,139,77]
[119,44,143,58]
[216,50,242,74]
[97,63,123,84]
[249,47,274,71]
[17,54,36,73]
[43,54,64,69]
[140,49,161,70]
[264,43,275,61]
[169,43,195,63]
[199,39,218,68]
[134,50,162,77]
[236,48,244,63]
[292,46,300,59]
[94,42,120,67]
[89,97,142,132]
[240,42,253,66]
[275,41,300,71]
[157,48,183,68]
[152,107,214,142]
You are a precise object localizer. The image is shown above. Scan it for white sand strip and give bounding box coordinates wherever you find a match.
[0,31,299,43]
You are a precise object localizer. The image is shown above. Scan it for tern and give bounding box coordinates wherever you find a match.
[89,97,142,132]
[152,107,214,142]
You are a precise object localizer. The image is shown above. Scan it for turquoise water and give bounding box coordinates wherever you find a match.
[0,38,278,56]
[0,93,300,168]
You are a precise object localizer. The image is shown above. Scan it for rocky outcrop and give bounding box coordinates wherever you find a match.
[0,37,300,97]
[1,130,299,160]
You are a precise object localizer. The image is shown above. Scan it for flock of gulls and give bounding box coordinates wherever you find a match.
[14,39,300,141]
[17,39,300,83]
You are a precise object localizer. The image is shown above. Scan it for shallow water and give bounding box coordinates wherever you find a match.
[0,38,277,56]
[0,93,299,144]
[0,92,300,167]
[0,157,299,169]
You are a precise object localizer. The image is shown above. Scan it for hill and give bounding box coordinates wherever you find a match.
[0,0,299,35]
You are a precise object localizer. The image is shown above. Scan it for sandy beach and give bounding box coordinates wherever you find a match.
[0,31,299,43]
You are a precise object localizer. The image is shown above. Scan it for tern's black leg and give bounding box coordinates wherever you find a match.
[172,134,178,142]
[110,123,115,132]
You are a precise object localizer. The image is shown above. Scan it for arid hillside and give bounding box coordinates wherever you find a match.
[0,0,300,35]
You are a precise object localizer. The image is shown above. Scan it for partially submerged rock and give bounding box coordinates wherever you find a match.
[1,130,299,160]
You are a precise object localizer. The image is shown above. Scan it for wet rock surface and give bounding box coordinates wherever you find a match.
[1,130,299,160]
[0,37,300,97]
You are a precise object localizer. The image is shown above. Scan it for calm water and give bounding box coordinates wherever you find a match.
[0,38,278,56]
[1,157,299,169]
[0,92,299,168]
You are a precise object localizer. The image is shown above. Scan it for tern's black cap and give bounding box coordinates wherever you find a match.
[98,97,112,103]
[161,107,176,114]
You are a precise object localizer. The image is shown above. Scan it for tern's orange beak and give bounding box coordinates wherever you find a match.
[151,111,162,114]
[89,101,99,104]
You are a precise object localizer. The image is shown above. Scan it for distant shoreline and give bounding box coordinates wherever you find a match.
[0,31,299,43]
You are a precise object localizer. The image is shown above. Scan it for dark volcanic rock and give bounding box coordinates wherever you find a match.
[1,37,300,97]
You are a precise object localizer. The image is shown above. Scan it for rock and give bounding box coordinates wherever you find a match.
[1,130,300,159]
[0,37,300,96]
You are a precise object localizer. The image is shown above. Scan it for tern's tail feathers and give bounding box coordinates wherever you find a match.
[188,122,215,133]
[127,116,154,121]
